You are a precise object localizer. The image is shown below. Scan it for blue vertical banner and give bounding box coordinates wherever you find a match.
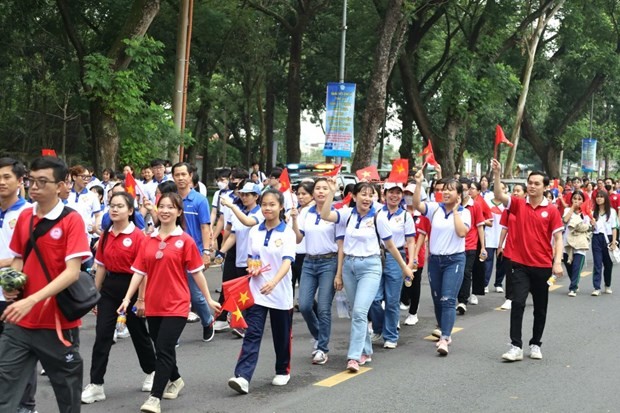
[581,138,597,172]
[323,82,356,158]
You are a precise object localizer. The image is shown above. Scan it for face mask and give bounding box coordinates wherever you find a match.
[165,167,172,175]
[217,181,228,190]
[404,195,414,205]
[228,181,239,191]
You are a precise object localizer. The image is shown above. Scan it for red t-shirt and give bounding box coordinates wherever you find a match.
[95,223,145,274]
[464,200,485,251]
[610,192,620,211]
[506,196,563,268]
[499,209,517,259]
[9,204,91,330]
[131,228,204,317]
[411,212,431,268]
[475,195,492,220]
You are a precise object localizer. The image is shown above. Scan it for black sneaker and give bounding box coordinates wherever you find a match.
[203,324,215,342]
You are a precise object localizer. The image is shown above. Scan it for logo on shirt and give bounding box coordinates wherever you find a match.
[393,216,403,223]
[541,211,549,218]
[274,239,283,247]
[366,220,375,228]
[122,238,132,247]
[175,240,184,249]
[50,228,63,240]
[9,218,17,229]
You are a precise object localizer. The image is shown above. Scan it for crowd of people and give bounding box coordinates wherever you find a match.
[0,155,619,412]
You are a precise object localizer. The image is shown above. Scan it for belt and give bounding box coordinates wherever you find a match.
[106,271,133,278]
[344,254,381,260]
[306,253,337,260]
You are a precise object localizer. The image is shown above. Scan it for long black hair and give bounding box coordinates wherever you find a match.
[594,190,612,222]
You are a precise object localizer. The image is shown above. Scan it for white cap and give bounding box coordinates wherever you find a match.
[239,182,261,195]
[404,183,416,194]
[384,182,404,191]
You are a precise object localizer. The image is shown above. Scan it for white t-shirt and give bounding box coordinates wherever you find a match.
[230,205,263,268]
[484,199,505,249]
[247,221,296,310]
[336,206,392,257]
[65,188,101,238]
[0,198,31,301]
[593,209,619,237]
[425,202,471,255]
[377,206,415,249]
[298,205,338,256]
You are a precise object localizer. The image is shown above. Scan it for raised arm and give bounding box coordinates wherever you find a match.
[412,169,428,215]
[320,177,339,222]
[491,159,510,206]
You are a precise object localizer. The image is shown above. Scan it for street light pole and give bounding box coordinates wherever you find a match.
[339,0,347,84]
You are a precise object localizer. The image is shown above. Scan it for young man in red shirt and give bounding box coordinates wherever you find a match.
[0,157,92,412]
[491,159,564,362]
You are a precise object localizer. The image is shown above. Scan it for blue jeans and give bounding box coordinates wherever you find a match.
[369,251,405,343]
[187,273,213,328]
[342,255,382,361]
[592,233,613,289]
[428,253,466,339]
[563,252,585,292]
[298,257,337,353]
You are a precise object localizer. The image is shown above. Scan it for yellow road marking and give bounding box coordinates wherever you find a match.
[424,327,463,341]
[314,367,372,387]
[549,284,563,292]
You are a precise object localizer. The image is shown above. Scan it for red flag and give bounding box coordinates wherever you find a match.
[355,165,380,181]
[222,275,254,312]
[334,193,352,209]
[426,152,439,167]
[495,125,514,148]
[124,172,138,197]
[387,159,409,183]
[229,304,248,329]
[418,141,433,157]
[41,149,57,157]
[319,164,342,177]
[279,168,291,193]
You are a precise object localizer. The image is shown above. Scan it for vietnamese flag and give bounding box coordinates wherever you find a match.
[355,165,380,181]
[334,192,352,209]
[319,164,342,177]
[387,159,409,183]
[42,149,57,157]
[279,168,291,193]
[418,141,433,157]
[125,172,138,197]
[222,275,254,312]
[229,304,248,329]
[495,125,514,148]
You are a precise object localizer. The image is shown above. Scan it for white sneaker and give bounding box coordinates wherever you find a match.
[228,376,249,394]
[271,374,290,386]
[568,290,577,297]
[383,341,397,349]
[140,396,161,413]
[141,372,155,392]
[591,289,601,296]
[502,345,523,362]
[187,311,200,323]
[81,383,105,404]
[162,377,184,399]
[213,320,230,331]
[468,295,479,305]
[484,286,489,294]
[431,328,442,338]
[370,333,383,343]
[529,344,543,360]
[457,303,467,315]
[397,321,400,330]
[495,286,504,293]
[604,287,613,294]
[500,299,512,310]
[312,350,328,365]
[116,326,130,339]
[399,302,410,311]
[404,314,418,326]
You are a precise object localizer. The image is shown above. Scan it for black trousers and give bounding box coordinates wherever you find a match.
[458,251,477,304]
[510,263,551,348]
[503,257,514,300]
[90,273,156,384]
[291,253,306,300]
[400,267,423,315]
[0,324,82,413]
[471,245,486,295]
[147,316,187,399]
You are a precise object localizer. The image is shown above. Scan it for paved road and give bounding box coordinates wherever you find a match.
[35,261,620,413]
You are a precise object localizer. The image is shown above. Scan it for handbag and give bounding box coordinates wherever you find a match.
[602,232,620,265]
[27,207,100,321]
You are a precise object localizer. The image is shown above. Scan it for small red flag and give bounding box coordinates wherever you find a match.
[334,193,352,209]
[495,125,514,148]
[279,168,291,193]
[355,165,380,181]
[426,152,439,167]
[42,149,57,157]
[125,172,138,197]
[319,164,342,177]
[387,159,409,183]
[222,275,254,312]
[418,141,433,157]
[229,304,248,329]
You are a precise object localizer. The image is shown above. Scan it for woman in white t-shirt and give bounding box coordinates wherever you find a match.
[412,169,471,356]
[320,179,413,373]
[591,191,618,295]
[227,189,296,394]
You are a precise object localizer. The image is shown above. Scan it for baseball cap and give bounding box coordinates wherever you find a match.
[404,183,416,194]
[239,182,261,195]
[384,182,403,191]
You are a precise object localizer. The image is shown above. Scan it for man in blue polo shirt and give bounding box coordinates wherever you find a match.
[172,162,215,342]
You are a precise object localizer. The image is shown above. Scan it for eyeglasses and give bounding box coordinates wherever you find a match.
[109,203,127,210]
[27,177,58,188]
[77,175,92,180]
[155,240,167,259]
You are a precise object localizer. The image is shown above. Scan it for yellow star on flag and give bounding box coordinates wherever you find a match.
[238,291,250,306]
[396,165,405,174]
[362,171,371,178]
[232,306,244,322]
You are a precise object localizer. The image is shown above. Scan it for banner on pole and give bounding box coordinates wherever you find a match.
[581,138,597,172]
[323,82,356,158]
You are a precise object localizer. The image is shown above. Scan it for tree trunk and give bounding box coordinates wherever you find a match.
[398,107,414,166]
[90,99,119,170]
[265,78,276,172]
[284,30,303,163]
[351,0,406,172]
[256,78,267,171]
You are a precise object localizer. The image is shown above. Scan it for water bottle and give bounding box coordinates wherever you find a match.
[404,275,413,288]
[116,311,126,332]
[479,250,488,262]
[546,275,558,286]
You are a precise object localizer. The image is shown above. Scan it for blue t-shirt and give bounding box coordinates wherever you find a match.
[182,189,211,252]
